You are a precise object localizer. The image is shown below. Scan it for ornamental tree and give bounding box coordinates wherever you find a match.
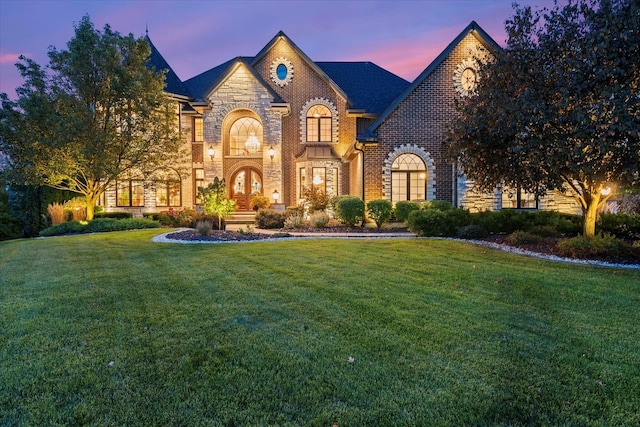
[0,15,183,220]
[198,177,236,230]
[446,0,640,236]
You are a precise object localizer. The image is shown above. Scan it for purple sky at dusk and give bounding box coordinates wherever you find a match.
[0,0,556,99]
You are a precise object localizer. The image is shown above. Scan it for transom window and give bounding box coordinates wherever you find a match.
[306,105,332,142]
[229,117,263,156]
[391,154,427,203]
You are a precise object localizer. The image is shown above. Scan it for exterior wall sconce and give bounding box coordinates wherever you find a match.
[207,146,215,160]
[268,146,275,162]
[273,189,280,203]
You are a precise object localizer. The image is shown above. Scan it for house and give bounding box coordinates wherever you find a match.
[99,22,580,217]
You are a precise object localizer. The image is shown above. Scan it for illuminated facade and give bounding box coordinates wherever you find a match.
[100,22,580,216]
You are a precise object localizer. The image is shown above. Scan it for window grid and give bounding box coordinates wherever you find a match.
[116,180,144,207]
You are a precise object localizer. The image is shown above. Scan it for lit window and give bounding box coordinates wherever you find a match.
[306,105,332,142]
[194,168,204,204]
[229,117,263,156]
[391,154,426,204]
[193,117,204,142]
[154,169,181,207]
[312,167,326,193]
[299,168,306,198]
[116,180,144,207]
[502,186,538,209]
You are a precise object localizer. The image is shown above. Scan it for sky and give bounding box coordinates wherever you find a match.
[0,0,557,99]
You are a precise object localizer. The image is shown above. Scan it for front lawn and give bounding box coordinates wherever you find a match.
[1,230,639,426]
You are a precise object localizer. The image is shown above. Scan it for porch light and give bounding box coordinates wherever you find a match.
[273,189,280,202]
[268,146,275,162]
[601,186,612,196]
[207,146,215,160]
[313,174,324,186]
[245,132,260,153]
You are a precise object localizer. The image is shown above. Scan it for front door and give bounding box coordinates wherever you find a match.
[231,167,262,211]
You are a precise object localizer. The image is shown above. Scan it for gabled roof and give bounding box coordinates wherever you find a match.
[251,31,354,106]
[145,36,192,98]
[184,57,285,104]
[361,21,501,139]
[317,62,410,115]
[183,57,249,101]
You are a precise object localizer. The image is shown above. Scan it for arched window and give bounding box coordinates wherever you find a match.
[306,105,332,142]
[391,154,427,203]
[229,117,263,156]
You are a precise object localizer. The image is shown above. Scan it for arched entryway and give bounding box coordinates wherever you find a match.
[230,167,262,211]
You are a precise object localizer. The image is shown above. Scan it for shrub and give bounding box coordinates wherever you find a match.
[457,224,488,239]
[424,200,455,211]
[249,194,270,211]
[394,201,421,222]
[334,196,365,227]
[158,208,197,227]
[597,213,640,239]
[190,213,223,230]
[195,219,213,236]
[284,212,305,229]
[406,207,470,237]
[95,212,133,219]
[47,202,66,225]
[367,199,393,228]
[85,218,159,233]
[301,186,329,213]
[256,209,286,229]
[65,197,87,221]
[556,233,629,259]
[39,221,86,236]
[506,230,543,245]
[309,210,330,227]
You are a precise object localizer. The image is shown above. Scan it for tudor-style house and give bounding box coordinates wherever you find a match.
[100,22,580,217]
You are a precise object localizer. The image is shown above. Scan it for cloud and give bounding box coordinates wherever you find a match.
[0,52,22,64]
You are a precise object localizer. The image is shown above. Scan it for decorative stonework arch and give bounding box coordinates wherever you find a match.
[381,145,436,202]
[299,97,339,144]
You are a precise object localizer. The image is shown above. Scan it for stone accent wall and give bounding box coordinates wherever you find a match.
[202,63,284,200]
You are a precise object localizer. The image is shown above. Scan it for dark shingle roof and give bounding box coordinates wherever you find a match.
[317,62,410,115]
[146,36,191,98]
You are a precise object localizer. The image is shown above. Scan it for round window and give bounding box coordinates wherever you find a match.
[270,57,294,87]
[276,63,288,80]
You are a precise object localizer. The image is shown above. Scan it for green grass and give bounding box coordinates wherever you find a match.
[1,230,639,426]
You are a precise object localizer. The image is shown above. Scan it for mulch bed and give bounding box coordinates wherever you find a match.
[164,228,640,265]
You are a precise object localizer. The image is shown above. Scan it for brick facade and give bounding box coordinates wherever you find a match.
[101,24,581,217]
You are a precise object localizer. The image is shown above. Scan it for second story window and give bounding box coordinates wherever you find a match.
[193,117,203,142]
[306,105,332,142]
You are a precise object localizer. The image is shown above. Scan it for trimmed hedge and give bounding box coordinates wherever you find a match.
[94,211,133,219]
[597,213,640,239]
[39,218,160,236]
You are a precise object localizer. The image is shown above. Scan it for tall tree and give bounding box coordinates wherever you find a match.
[446,0,640,236]
[0,15,183,219]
